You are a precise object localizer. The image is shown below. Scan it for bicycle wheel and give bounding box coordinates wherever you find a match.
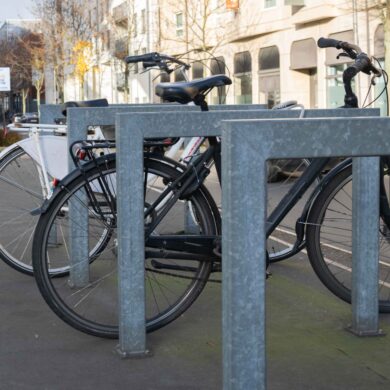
[0,146,46,274]
[306,164,390,312]
[32,155,219,338]
[0,146,111,276]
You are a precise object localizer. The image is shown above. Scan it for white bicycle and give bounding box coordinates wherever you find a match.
[0,105,212,275]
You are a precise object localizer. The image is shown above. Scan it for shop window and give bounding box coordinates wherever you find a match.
[258,46,280,108]
[160,72,170,83]
[374,59,387,116]
[326,64,354,108]
[210,57,227,104]
[174,68,186,82]
[192,62,204,79]
[234,51,252,104]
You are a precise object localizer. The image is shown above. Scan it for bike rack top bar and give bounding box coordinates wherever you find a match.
[40,103,267,124]
[221,117,390,158]
[65,105,263,172]
[114,108,378,139]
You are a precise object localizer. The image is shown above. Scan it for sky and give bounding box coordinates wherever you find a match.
[0,0,35,22]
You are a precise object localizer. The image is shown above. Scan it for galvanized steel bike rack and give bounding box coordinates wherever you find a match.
[63,104,266,289]
[115,109,380,374]
[221,116,390,389]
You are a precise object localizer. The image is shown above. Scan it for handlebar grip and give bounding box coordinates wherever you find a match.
[125,52,160,64]
[143,61,158,69]
[317,37,342,49]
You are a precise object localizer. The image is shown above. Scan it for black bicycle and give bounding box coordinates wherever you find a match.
[32,38,390,339]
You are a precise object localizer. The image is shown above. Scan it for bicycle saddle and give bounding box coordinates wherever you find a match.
[155,75,232,104]
[61,98,109,116]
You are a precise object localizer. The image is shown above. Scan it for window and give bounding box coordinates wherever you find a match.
[176,12,183,37]
[265,0,276,8]
[374,60,386,115]
[192,62,204,79]
[174,67,186,82]
[326,64,354,108]
[160,72,170,83]
[258,46,280,108]
[210,57,227,104]
[141,9,146,34]
[234,51,252,104]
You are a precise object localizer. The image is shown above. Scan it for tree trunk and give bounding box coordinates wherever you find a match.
[22,89,28,114]
[80,79,84,100]
[36,85,41,116]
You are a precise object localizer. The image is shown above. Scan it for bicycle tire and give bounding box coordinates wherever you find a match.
[0,146,44,274]
[0,146,111,276]
[32,155,220,338]
[306,165,390,312]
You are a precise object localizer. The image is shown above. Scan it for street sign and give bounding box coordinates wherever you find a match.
[0,68,10,92]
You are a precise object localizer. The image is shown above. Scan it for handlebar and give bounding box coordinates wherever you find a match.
[318,37,383,108]
[124,52,190,70]
[318,37,362,55]
[317,37,381,77]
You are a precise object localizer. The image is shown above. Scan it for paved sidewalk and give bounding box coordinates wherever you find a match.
[1,249,390,390]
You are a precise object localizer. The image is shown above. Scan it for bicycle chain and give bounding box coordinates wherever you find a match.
[145,267,222,283]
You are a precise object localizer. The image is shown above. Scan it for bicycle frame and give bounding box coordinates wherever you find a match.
[143,137,335,263]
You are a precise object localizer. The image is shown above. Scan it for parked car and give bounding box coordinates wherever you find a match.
[11,113,23,124]
[20,112,39,124]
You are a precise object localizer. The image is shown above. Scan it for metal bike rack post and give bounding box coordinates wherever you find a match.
[115,108,379,359]
[40,104,64,124]
[350,157,382,336]
[221,117,390,389]
[64,105,266,289]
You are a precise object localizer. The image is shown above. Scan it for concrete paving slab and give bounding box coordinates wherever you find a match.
[1,250,390,389]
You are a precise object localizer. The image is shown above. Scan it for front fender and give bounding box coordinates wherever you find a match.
[300,158,352,223]
[35,152,187,216]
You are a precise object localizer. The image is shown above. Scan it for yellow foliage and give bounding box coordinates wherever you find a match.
[72,40,93,82]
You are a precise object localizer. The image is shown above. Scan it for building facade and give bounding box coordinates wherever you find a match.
[63,0,386,113]
[0,19,44,114]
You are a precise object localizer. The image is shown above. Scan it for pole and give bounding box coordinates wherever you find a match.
[1,93,6,135]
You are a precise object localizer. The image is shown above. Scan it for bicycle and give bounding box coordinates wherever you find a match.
[0,57,227,275]
[31,37,388,339]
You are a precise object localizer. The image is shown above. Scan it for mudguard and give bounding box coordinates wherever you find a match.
[17,135,69,179]
[300,158,352,224]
